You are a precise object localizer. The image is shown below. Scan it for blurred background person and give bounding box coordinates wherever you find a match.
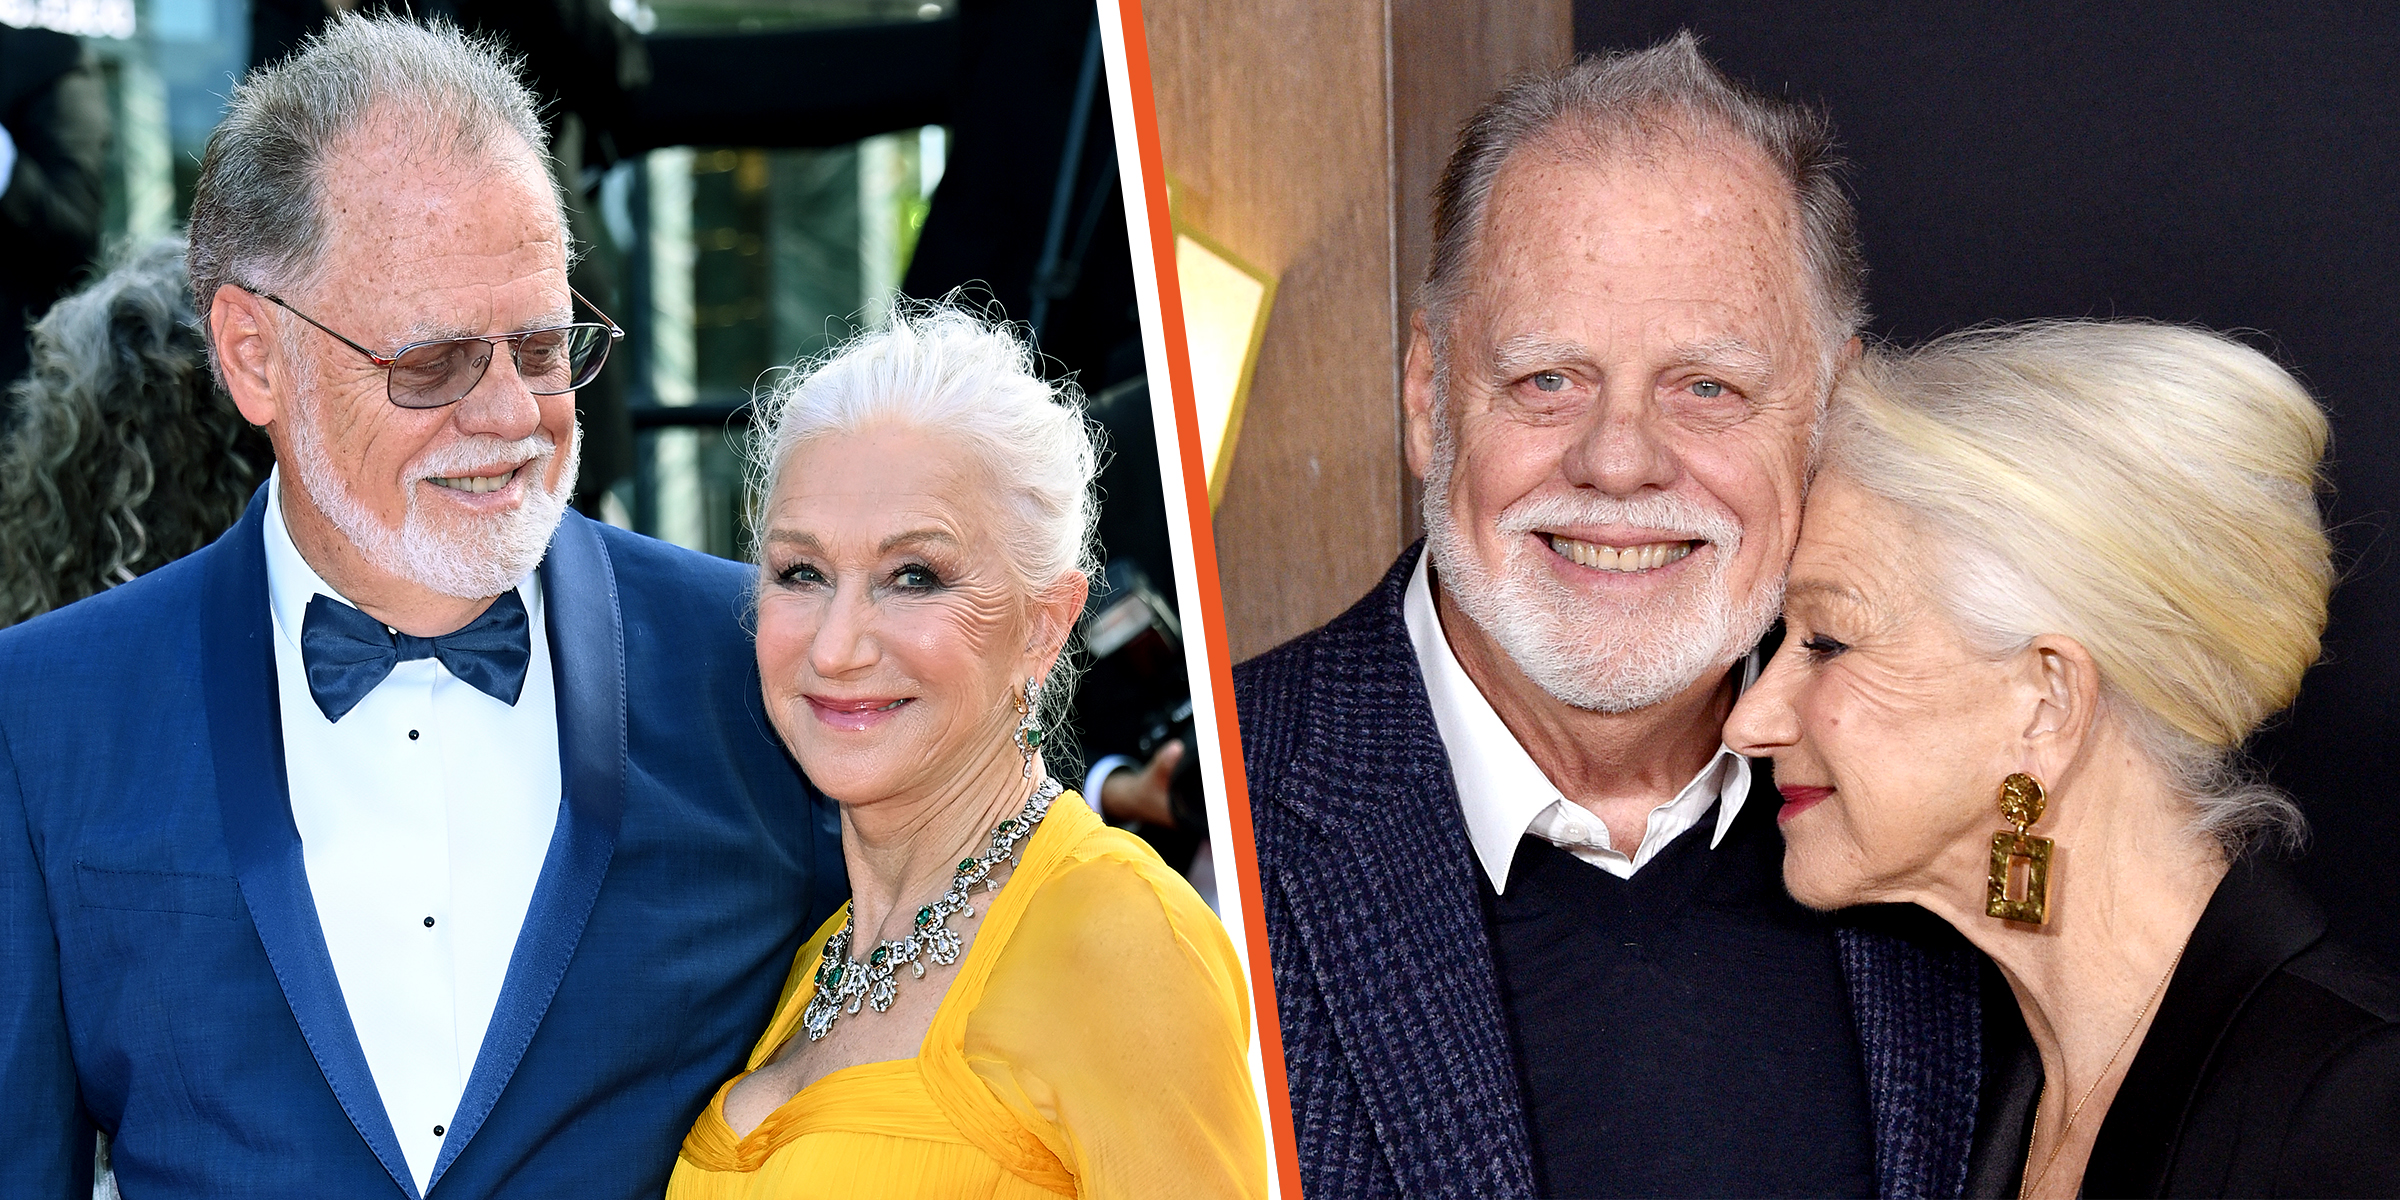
[0,19,109,408]
[0,236,268,628]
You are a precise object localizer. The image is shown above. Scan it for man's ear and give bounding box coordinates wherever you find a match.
[2020,634,2102,771]
[1403,311,1439,481]
[210,285,281,428]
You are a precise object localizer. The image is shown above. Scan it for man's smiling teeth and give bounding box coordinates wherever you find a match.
[1546,533,1696,572]
[428,468,519,494]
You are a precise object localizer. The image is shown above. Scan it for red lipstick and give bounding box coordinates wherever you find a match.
[1776,785,1833,823]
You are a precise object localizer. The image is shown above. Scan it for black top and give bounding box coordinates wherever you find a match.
[1964,857,2400,1198]
[1477,786,1880,1199]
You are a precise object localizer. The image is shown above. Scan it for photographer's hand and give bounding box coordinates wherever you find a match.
[1098,739,1185,828]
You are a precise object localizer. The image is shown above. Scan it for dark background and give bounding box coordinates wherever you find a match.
[1576,3,2400,964]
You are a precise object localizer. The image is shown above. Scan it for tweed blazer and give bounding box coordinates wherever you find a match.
[1235,544,1985,1200]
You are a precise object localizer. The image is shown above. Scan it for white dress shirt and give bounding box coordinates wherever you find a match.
[1404,553,1753,893]
[263,474,561,1194]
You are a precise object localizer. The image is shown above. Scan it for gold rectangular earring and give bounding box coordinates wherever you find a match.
[1986,772,2053,925]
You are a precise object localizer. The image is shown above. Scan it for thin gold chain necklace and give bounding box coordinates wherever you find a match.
[2018,940,2188,1199]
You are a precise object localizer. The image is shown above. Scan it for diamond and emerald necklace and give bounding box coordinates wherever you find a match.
[801,776,1062,1042]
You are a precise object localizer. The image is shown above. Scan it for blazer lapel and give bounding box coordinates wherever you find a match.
[1265,551,1538,1197]
[428,510,628,1187]
[2081,858,2325,1198]
[205,487,419,1199]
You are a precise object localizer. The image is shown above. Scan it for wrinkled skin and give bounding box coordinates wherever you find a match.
[1725,474,2046,911]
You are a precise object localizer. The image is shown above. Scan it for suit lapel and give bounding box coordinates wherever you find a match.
[1267,551,1538,1196]
[205,488,419,1199]
[429,511,628,1187]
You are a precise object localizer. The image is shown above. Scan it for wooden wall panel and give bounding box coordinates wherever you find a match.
[1388,3,1575,548]
[1145,0,1571,661]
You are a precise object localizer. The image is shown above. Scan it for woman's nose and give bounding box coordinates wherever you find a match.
[808,585,879,676]
[1726,650,1802,756]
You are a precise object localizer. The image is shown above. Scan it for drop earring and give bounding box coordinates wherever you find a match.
[1012,676,1043,778]
[1986,772,2053,925]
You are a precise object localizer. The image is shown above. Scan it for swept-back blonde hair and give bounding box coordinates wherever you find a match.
[1828,320,2331,850]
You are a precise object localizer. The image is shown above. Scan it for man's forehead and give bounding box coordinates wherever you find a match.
[306,126,568,334]
[317,106,559,242]
[1489,148,1798,270]
[1457,137,1815,361]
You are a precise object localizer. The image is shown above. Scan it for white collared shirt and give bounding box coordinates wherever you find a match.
[1404,553,1753,893]
[263,472,561,1195]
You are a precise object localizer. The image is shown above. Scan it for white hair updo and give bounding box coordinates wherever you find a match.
[747,300,1102,733]
[1827,320,2332,852]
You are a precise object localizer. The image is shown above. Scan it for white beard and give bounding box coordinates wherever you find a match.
[1421,413,1781,714]
[286,379,578,600]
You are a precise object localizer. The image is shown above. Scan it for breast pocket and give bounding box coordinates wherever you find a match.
[75,862,247,921]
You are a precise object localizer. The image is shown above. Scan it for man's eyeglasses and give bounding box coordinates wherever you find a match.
[238,284,624,410]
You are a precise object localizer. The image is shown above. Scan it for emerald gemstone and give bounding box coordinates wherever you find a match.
[914,906,933,928]
[868,946,887,966]
[1026,729,1043,746]
[997,818,1015,832]
[959,859,977,873]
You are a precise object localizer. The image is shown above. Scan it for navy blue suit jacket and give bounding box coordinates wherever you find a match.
[1235,545,1986,1199]
[0,490,845,1198]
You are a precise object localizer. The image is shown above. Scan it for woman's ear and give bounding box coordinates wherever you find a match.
[2019,634,2102,767]
[1027,569,1092,681]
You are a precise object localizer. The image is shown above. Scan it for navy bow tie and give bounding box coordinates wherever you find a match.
[300,590,532,723]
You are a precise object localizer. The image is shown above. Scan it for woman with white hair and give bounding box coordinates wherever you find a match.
[666,305,1264,1198]
[1726,321,2400,1198]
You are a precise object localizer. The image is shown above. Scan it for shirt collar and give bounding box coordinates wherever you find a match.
[1404,552,1755,892]
[262,468,542,649]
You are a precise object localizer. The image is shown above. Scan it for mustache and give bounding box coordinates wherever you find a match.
[409,432,556,480]
[1494,490,1743,549]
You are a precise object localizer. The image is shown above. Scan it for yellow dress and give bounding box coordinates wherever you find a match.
[668,794,1265,1199]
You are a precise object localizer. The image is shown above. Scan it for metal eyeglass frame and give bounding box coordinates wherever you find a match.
[236,282,625,409]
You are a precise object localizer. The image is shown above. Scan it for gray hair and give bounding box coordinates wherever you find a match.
[186,13,554,375]
[1828,321,2331,853]
[1423,31,1864,381]
[0,237,270,627]
[747,301,1102,736]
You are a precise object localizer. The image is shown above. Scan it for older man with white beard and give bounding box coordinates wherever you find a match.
[1235,36,1984,1200]
[0,17,843,1200]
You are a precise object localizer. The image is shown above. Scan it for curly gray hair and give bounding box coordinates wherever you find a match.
[0,237,270,627]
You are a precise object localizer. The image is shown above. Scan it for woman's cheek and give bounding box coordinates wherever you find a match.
[754,597,820,691]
